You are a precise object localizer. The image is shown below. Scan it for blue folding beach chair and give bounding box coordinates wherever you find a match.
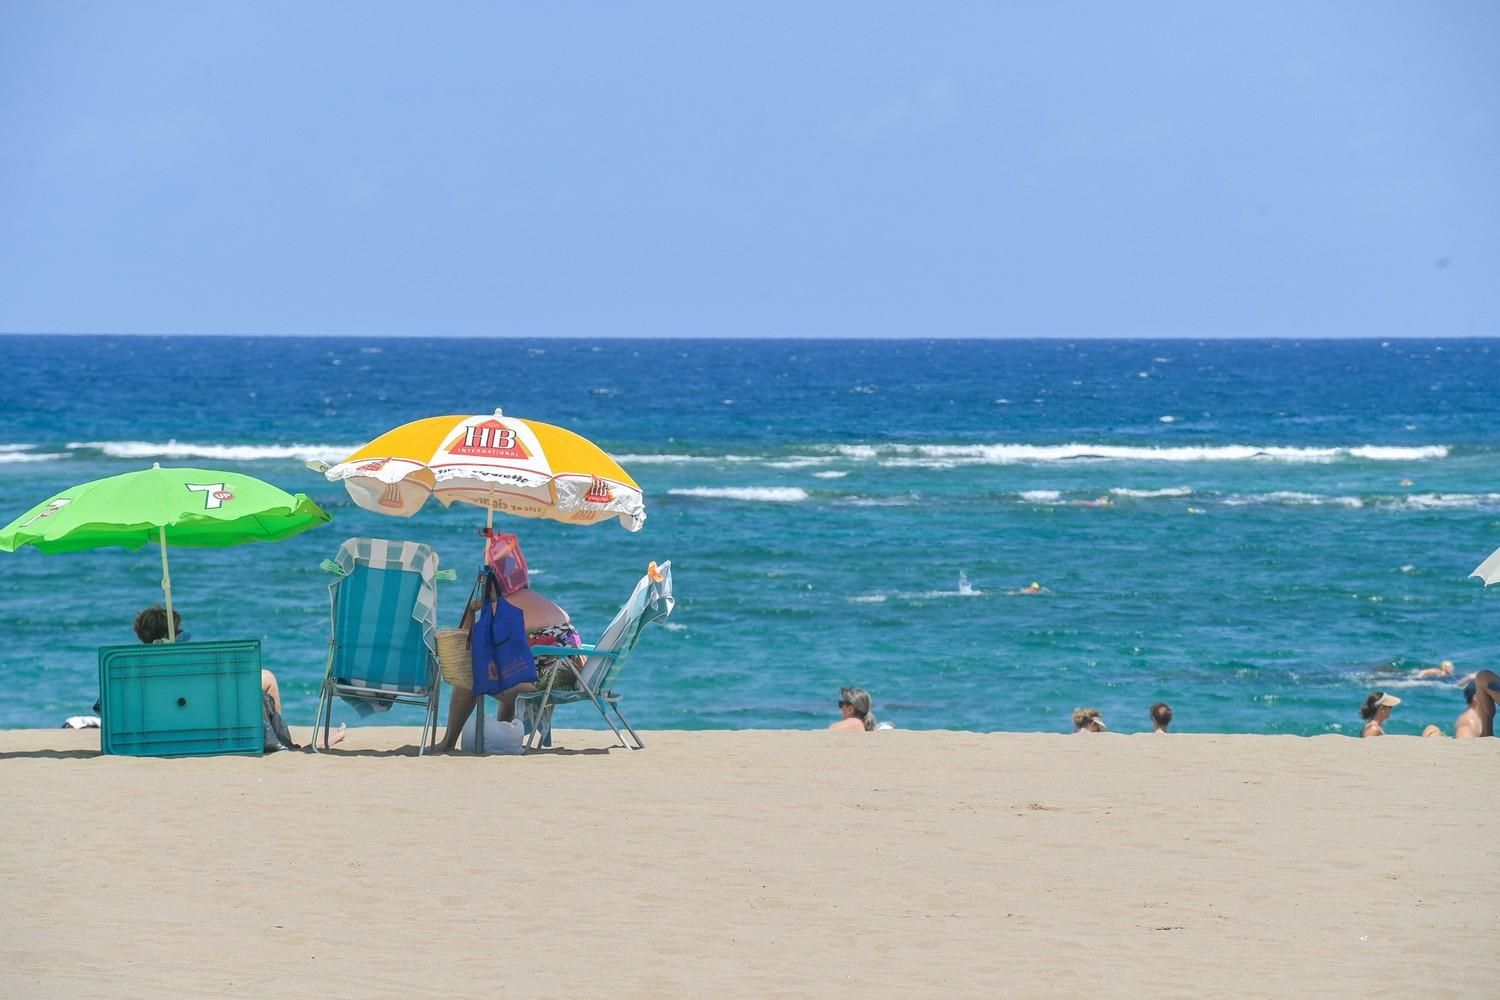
[312,537,455,754]
[516,560,675,752]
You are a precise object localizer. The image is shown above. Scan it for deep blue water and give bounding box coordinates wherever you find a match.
[2,335,1498,736]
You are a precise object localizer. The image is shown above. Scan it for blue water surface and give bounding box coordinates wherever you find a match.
[2,335,1497,735]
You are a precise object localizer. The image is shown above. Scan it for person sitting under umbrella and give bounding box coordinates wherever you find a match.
[130,605,345,748]
[430,533,584,753]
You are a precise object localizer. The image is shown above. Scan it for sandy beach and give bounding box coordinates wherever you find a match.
[1,727,1496,998]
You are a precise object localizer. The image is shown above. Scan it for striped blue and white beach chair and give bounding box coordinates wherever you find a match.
[516,560,675,752]
[312,537,455,755]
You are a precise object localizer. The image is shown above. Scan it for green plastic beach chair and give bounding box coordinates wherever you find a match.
[312,537,456,755]
[516,560,675,752]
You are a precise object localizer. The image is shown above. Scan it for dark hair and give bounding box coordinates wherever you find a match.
[1149,702,1172,727]
[1359,692,1385,721]
[133,605,181,644]
[1464,680,1477,706]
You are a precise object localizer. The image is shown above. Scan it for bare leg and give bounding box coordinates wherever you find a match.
[433,686,480,751]
[262,670,282,715]
[497,682,537,723]
[321,723,347,749]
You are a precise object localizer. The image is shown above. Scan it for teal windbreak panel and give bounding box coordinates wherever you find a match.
[98,640,263,757]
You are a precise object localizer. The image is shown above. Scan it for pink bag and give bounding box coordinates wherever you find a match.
[483,532,529,595]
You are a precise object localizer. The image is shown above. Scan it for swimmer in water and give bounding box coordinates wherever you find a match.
[1007,581,1047,595]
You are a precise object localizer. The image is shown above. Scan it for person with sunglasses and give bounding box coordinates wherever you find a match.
[830,686,876,732]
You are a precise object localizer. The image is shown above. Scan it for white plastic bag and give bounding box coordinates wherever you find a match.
[460,714,526,755]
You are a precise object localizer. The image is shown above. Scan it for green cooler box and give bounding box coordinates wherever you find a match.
[98,640,265,757]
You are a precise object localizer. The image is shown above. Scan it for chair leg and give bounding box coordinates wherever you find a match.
[309,684,327,753]
[612,702,644,750]
[576,679,628,749]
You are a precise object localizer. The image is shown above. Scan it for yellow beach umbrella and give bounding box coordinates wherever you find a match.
[319,409,645,531]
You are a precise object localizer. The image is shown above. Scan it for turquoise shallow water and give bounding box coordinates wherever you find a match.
[2,335,1497,735]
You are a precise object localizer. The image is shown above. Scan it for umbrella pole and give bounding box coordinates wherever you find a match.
[472,495,495,754]
[158,526,176,642]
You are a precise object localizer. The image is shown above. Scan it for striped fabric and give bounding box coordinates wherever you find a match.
[327,537,440,715]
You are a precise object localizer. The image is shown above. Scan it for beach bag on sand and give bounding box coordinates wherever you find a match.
[263,692,297,753]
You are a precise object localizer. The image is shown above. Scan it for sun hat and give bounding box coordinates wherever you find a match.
[1375,693,1401,708]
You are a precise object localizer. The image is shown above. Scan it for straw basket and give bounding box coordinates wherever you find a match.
[435,627,472,689]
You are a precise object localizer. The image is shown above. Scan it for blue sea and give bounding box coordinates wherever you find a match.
[2,335,1497,736]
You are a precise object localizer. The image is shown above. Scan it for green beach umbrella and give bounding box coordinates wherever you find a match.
[0,464,331,639]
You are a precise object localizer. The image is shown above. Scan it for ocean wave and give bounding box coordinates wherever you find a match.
[0,450,67,464]
[825,442,1450,465]
[813,471,848,479]
[68,440,357,462]
[1019,489,1062,502]
[668,487,809,503]
[1109,486,1193,498]
[1223,492,1365,508]
[1399,492,1500,510]
[612,453,720,464]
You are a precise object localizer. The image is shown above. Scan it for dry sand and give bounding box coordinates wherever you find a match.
[1,726,1497,998]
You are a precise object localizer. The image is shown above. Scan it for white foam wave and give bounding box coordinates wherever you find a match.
[813,471,848,479]
[69,440,355,463]
[764,457,828,469]
[827,442,1449,465]
[1019,490,1062,502]
[0,451,66,464]
[668,487,809,503]
[1109,486,1193,498]
[611,453,719,464]
[837,495,917,507]
[1400,492,1500,510]
[1223,492,1365,508]
[0,444,36,453]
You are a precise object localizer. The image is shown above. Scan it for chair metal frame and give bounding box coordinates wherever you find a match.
[515,560,673,752]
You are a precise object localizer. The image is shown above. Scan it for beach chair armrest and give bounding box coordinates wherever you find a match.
[529,644,618,659]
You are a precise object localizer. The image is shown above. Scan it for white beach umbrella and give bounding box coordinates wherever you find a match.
[1470,547,1500,586]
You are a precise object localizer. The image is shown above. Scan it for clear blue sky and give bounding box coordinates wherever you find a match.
[1,1,1496,338]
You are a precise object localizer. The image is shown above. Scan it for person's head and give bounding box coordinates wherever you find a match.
[1072,707,1105,732]
[1464,680,1477,706]
[1360,691,1400,721]
[1150,702,1173,731]
[483,531,529,596]
[133,605,182,644]
[839,686,876,731]
[1439,660,1455,676]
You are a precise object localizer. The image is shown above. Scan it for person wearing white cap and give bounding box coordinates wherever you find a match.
[1359,691,1401,737]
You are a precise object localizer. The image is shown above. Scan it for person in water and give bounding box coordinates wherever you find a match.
[1414,660,1456,680]
[1359,691,1401,737]
[830,686,876,732]
[431,533,584,752]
